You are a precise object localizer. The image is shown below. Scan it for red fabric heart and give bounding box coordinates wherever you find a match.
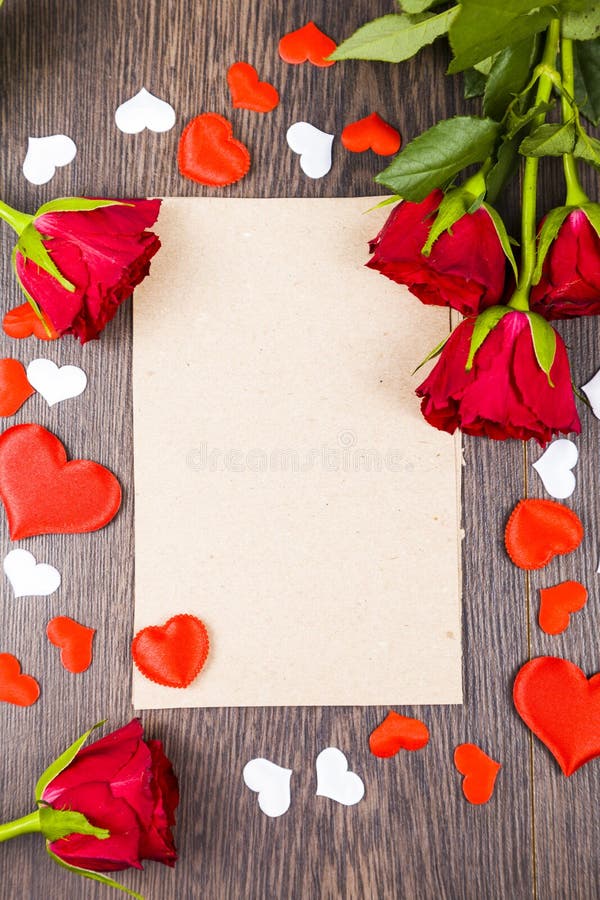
[278,21,336,67]
[369,710,430,757]
[178,113,251,187]
[454,743,501,804]
[539,581,587,635]
[0,424,122,539]
[47,616,95,673]
[514,656,600,776]
[0,359,34,416]
[132,614,210,688]
[505,498,583,570]
[227,62,279,113]
[0,653,39,706]
[3,302,58,341]
[341,113,401,156]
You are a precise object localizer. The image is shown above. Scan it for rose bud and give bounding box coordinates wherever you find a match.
[367,189,509,316]
[416,310,580,446]
[0,197,161,343]
[0,719,178,898]
[530,206,600,319]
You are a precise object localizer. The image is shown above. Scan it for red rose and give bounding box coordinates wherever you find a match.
[530,208,600,319]
[367,190,507,316]
[41,719,179,872]
[416,311,580,445]
[15,199,161,343]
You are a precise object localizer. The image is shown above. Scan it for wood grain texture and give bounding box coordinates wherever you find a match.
[3,0,597,898]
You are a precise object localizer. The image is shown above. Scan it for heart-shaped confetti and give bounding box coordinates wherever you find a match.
[514,656,600,776]
[115,88,176,134]
[3,303,58,341]
[178,113,251,187]
[581,368,600,419]
[0,424,121,540]
[0,653,39,706]
[0,359,34,416]
[46,616,95,673]
[227,62,279,113]
[132,613,210,688]
[532,439,578,500]
[369,710,430,757]
[539,581,587,635]
[315,747,364,806]
[3,549,61,598]
[243,758,292,817]
[504,498,583,570]
[341,113,401,156]
[26,359,87,407]
[286,122,334,179]
[278,22,336,67]
[454,743,501,804]
[22,135,77,186]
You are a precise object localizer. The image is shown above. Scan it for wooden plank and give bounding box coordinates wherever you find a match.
[0,1,534,897]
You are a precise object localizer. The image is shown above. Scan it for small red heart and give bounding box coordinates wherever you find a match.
[0,653,39,706]
[227,62,279,113]
[514,656,600,776]
[3,302,58,341]
[132,614,210,688]
[539,581,587,635]
[0,359,34,416]
[0,424,122,540]
[178,113,251,187]
[454,743,501,804]
[278,21,337,68]
[369,710,430,757]
[505,498,583,570]
[47,616,95,673]
[341,113,401,156]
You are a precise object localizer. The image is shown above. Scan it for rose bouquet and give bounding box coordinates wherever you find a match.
[334,2,600,445]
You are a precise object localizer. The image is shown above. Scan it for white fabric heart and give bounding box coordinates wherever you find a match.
[532,438,578,499]
[286,122,334,179]
[27,359,87,407]
[115,88,176,134]
[22,135,77,186]
[582,368,600,419]
[315,747,365,806]
[4,549,61,598]
[243,758,292,817]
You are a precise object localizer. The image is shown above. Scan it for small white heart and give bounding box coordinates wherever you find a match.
[286,122,334,179]
[115,88,176,134]
[22,135,77,186]
[4,549,61,598]
[27,359,87,407]
[582,368,600,419]
[315,747,364,806]
[532,438,578,499]
[243,758,292,818]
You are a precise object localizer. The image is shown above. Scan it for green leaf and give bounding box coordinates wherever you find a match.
[330,10,457,62]
[483,203,518,277]
[39,807,110,843]
[506,100,555,138]
[448,0,555,73]
[483,36,537,121]
[562,5,600,40]
[34,198,126,218]
[466,305,512,369]
[463,67,488,98]
[400,0,447,11]
[526,311,557,385]
[573,130,600,168]
[519,121,577,157]
[365,195,402,212]
[35,722,104,802]
[574,38,600,125]
[421,187,474,255]
[11,246,52,334]
[412,332,452,374]
[16,225,75,292]
[485,136,521,201]
[532,205,572,283]
[376,116,500,201]
[581,202,600,239]
[47,848,145,900]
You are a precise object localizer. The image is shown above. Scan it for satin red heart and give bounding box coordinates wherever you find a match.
[0,359,34,416]
[505,498,583,570]
[132,614,210,688]
[0,653,39,706]
[341,113,401,156]
[47,616,95,673]
[278,22,336,67]
[227,62,279,113]
[538,581,587,635]
[369,711,430,757]
[178,113,251,187]
[454,743,501,804]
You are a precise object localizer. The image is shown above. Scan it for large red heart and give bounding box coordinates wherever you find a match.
[454,743,501,804]
[178,113,251,187]
[0,359,34,416]
[278,22,337,67]
[227,62,279,113]
[369,710,429,757]
[132,614,210,688]
[514,656,600,776]
[0,653,39,706]
[505,498,583,570]
[341,113,401,156]
[3,302,58,341]
[47,616,95,673]
[538,581,587,635]
[0,424,121,539]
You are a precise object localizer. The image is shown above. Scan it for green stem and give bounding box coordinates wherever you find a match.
[560,35,589,207]
[0,201,33,236]
[509,18,560,311]
[0,811,41,843]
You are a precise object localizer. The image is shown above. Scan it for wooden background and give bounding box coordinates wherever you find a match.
[0,1,598,897]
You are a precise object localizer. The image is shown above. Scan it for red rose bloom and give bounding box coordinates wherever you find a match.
[15,199,161,343]
[41,719,179,872]
[530,208,600,319]
[367,190,507,316]
[416,311,580,445]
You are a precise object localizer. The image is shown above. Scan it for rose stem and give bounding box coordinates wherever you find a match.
[0,810,41,842]
[509,18,561,311]
[0,200,32,236]
[560,35,589,207]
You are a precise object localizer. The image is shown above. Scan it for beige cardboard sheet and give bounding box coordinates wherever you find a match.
[132,197,462,709]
